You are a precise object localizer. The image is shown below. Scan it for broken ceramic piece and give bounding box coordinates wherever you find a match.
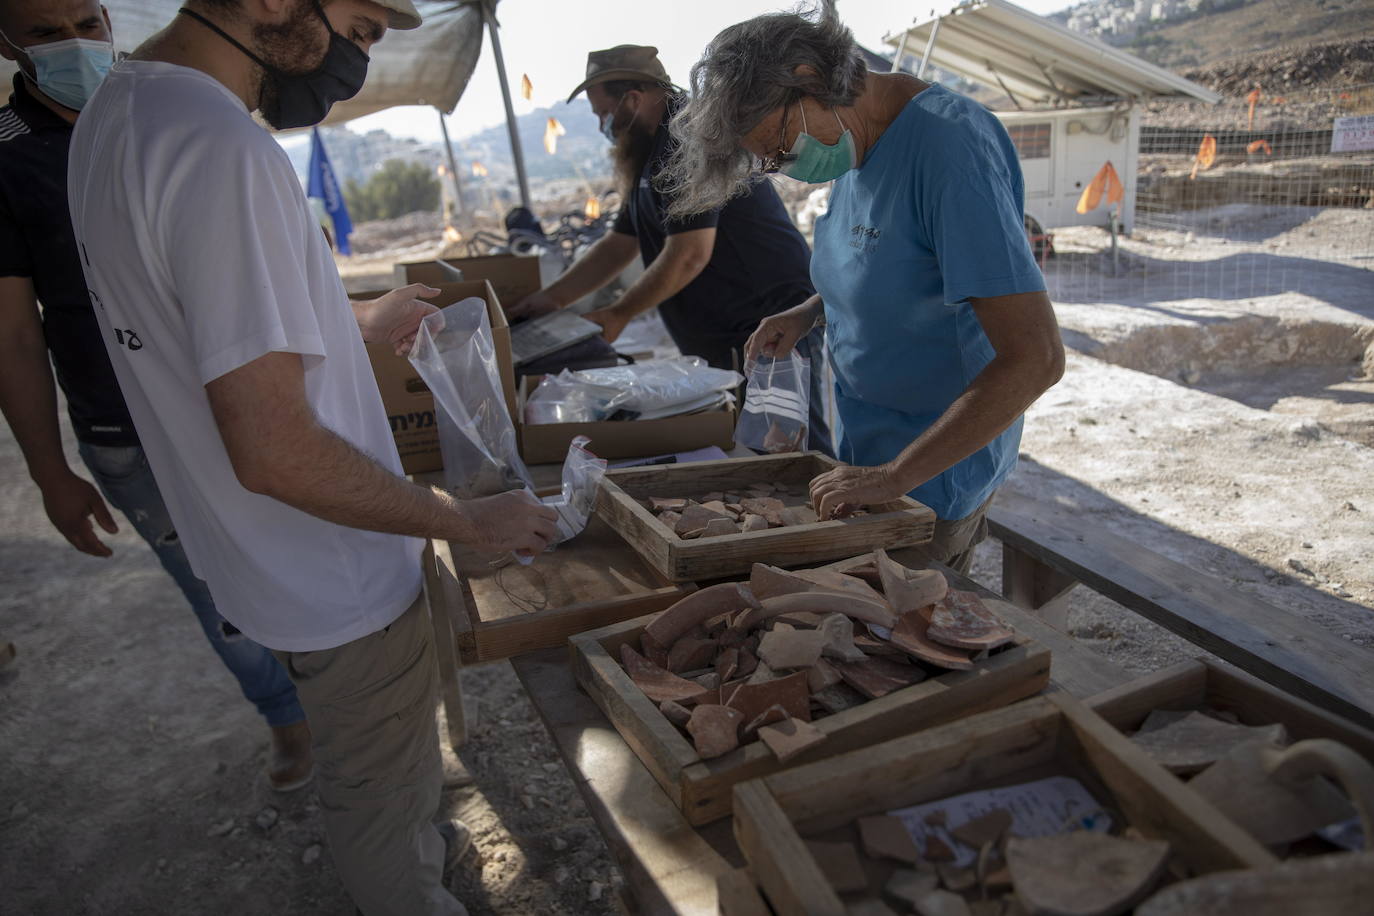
[936,863,977,893]
[884,868,940,909]
[757,716,826,762]
[807,657,845,692]
[726,669,811,723]
[714,646,739,684]
[1006,832,1170,916]
[858,815,922,865]
[819,613,870,663]
[667,633,718,673]
[675,503,734,537]
[927,591,1016,652]
[951,808,1013,850]
[811,682,868,715]
[1135,849,1374,916]
[740,496,787,527]
[656,510,682,532]
[692,672,721,690]
[645,582,759,647]
[702,517,740,537]
[875,549,949,613]
[1129,710,1288,775]
[780,505,821,526]
[736,591,896,632]
[735,646,760,680]
[740,514,769,532]
[758,627,828,670]
[685,704,744,759]
[650,496,688,512]
[924,833,956,862]
[891,609,975,670]
[659,699,692,728]
[742,703,789,738]
[641,631,671,670]
[806,839,870,893]
[835,656,926,699]
[620,645,707,704]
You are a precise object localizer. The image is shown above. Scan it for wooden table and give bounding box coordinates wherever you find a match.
[509,547,1131,916]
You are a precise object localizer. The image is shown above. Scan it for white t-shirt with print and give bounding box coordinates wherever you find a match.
[67,60,422,652]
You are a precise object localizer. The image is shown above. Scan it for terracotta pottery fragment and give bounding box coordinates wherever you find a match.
[667,633,718,673]
[808,657,845,692]
[641,631,671,670]
[714,646,739,684]
[891,609,975,670]
[927,590,1016,652]
[645,583,759,647]
[951,808,1013,850]
[875,549,949,613]
[700,499,735,517]
[675,503,734,537]
[1006,832,1171,916]
[736,591,897,632]
[857,815,922,865]
[924,833,956,862]
[758,627,828,670]
[702,517,740,537]
[746,661,778,685]
[656,510,682,532]
[735,646,760,679]
[819,613,869,663]
[740,496,786,527]
[659,699,692,728]
[884,868,940,909]
[936,863,977,893]
[811,683,868,715]
[741,514,770,532]
[620,645,708,704]
[854,633,904,657]
[650,496,688,512]
[1135,849,1374,916]
[725,669,811,723]
[780,505,821,526]
[1129,710,1288,775]
[692,672,720,690]
[777,611,824,629]
[685,704,744,759]
[742,703,789,737]
[835,656,926,699]
[758,717,826,762]
[681,687,720,707]
[806,839,869,893]
[924,810,947,827]
[700,491,725,504]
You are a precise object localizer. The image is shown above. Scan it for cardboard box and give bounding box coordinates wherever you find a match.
[395,254,543,308]
[358,280,517,475]
[516,375,737,466]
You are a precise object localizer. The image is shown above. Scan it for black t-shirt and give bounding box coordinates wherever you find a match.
[612,99,815,370]
[0,75,137,446]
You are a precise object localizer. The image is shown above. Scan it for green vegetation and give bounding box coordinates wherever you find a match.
[343,158,440,222]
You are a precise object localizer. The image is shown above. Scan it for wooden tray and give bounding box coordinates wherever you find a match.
[1088,658,1374,761]
[732,692,1279,916]
[595,452,936,582]
[425,514,694,664]
[569,558,1051,826]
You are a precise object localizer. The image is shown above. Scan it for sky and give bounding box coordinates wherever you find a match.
[346,0,1073,144]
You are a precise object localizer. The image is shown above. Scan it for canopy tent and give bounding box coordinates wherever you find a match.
[0,0,487,125]
[885,0,1219,108]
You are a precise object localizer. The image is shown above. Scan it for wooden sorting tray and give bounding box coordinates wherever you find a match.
[596,452,936,582]
[425,514,694,664]
[732,692,1278,916]
[569,577,1051,826]
[1089,658,1374,760]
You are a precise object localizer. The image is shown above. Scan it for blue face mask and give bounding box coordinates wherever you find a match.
[10,36,115,111]
[778,104,858,184]
[600,95,628,143]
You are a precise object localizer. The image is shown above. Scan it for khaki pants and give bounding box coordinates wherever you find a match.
[273,593,465,916]
[910,493,995,576]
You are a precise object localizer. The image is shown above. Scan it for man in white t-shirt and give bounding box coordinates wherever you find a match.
[66,1,558,913]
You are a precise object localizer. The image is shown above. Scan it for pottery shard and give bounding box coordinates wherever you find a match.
[685,704,744,759]
[735,646,760,680]
[1006,832,1170,916]
[808,657,845,692]
[950,808,1013,850]
[779,505,821,526]
[740,514,769,532]
[757,716,826,762]
[715,647,739,684]
[806,840,869,893]
[812,682,868,714]
[702,518,740,537]
[818,613,869,663]
[725,669,811,723]
[742,703,790,737]
[641,631,671,670]
[620,645,707,704]
[875,549,949,613]
[924,833,956,862]
[891,609,975,670]
[854,633,904,657]
[1129,710,1288,775]
[659,699,692,728]
[927,591,1015,652]
[700,491,726,504]
[835,656,926,699]
[700,499,736,518]
[667,633,718,673]
[650,496,689,513]
[740,497,786,527]
[656,510,682,532]
[858,815,922,865]
[692,672,721,690]
[936,863,977,893]
[758,627,828,670]
[675,503,733,537]
[885,868,940,909]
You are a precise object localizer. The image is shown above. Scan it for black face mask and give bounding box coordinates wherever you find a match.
[179,3,368,130]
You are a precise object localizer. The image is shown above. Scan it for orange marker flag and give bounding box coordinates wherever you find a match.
[1247,139,1272,155]
[1076,161,1125,214]
[1190,134,1217,180]
[1246,88,1261,130]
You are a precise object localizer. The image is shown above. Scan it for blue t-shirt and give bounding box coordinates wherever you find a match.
[811,84,1046,520]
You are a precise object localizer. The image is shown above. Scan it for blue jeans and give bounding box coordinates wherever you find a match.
[77,442,305,728]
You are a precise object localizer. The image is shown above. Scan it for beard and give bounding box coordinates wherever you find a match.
[611,119,657,198]
[252,0,330,114]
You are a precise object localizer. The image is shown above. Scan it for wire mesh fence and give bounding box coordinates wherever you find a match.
[1040,82,1374,305]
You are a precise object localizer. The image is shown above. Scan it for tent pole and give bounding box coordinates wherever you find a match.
[890,31,909,73]
[480,0,532,211]
[436,108,466,216]
[916,18,941,79]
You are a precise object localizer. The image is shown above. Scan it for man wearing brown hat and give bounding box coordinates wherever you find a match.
[511,44,831,453]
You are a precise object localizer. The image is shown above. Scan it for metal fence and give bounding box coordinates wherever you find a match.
[1041,83,1374,305]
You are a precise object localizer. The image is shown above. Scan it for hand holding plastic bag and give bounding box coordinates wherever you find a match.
[736,352,810,453]
[542,436,607,544]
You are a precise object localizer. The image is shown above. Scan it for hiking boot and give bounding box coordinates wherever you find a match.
[268,720,314,792]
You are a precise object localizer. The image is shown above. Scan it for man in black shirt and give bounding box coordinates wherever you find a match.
[511,44,831,453]
[0,0,310,790]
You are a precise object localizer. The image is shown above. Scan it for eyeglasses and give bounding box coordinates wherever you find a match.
[752,104,796,175]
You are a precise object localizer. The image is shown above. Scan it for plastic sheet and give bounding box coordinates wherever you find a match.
[736,352,811,453]
[523,369,628,424]
[572,357,742,417]
[542,436,607,545]
[409,298,533,499]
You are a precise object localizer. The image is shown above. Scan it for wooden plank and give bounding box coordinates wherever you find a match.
[988,491,1374,730]
[733,780,844,916]
[466,588,688,663]
[422,541,468,750]
[1051,692,1278,872]
[511,649,740,916]
[715,869,771,916]
[1088,659,1211,728]
[1002,541,1079,630]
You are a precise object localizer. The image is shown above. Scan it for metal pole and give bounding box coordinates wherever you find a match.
[890,30,909,73]
[916,17,941,80]
[480,0,531,210]
[436,108,466,216]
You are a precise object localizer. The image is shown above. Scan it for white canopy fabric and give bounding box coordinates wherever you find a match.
[886,0,1220,108]
[0,0,487,125]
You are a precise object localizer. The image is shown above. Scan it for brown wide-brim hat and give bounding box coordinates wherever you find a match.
[567,44,672,102]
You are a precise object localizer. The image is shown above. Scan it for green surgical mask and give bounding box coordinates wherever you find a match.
[779,105,857,184]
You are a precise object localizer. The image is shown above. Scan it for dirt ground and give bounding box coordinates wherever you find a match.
[2,202,1372,913]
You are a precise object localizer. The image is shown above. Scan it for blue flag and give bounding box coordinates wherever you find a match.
[307,127,353,255]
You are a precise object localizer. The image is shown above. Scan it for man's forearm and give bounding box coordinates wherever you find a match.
[0,339,73,489]
[546,233,638,306]
[611,248,705,320]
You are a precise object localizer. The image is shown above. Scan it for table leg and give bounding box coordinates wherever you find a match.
[1001,542,1079,632]
[422,544,468,751]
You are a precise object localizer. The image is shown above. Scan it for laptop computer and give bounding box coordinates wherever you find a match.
[510,310,606,367]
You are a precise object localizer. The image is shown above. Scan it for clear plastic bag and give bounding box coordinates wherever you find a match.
[409,298,533,499]
[541,436,607,544]
[573,356,742,416]
[523,370,628,425]
[736,352,810,453]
